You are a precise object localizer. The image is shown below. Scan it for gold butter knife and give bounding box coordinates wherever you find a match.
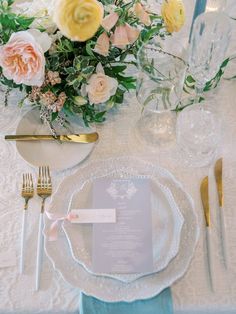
[200,176,214,291]
[214,158,228,268]
[5,133,99,143]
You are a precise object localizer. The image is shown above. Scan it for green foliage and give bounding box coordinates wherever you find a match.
[204,58,229,91]
[183,58,230,96]
[0,0,231,126]
[0,0,34,43]
[177,58,230,112]
[0,74,23,90]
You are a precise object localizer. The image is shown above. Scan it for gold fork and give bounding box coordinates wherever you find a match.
[35,166,52,291]
[20,173,34,274]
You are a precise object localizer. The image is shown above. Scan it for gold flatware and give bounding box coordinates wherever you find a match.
[35,166,52,291]
[214,158,227,268]
[215,159,223,207]
[200,177,210,228]
[20,173,34,274]
[200,176,214,291]
[5,133,99,143]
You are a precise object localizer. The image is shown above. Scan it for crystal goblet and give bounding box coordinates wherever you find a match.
[176,101,221,167]
[188,11,231,101]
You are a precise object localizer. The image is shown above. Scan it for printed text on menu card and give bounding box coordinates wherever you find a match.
[92,178,153,274]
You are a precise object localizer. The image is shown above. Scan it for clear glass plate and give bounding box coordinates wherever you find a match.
[44,157,199,302]
[62,170,184,283]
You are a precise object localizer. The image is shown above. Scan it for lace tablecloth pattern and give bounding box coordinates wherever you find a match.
[1,0,236,312]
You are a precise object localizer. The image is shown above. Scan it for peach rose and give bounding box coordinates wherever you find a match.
[0,30,51,86]
[86,63,118,104]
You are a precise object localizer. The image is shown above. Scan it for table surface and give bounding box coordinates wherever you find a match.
[1,1,236,313]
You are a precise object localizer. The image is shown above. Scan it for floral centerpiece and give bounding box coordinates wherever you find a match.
[0,0,185,127]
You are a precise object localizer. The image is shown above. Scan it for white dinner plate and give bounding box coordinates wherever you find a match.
[62,171,184,283]
[15,108,97,171]
[44,157,199,302]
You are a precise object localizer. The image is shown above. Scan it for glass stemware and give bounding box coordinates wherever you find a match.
[176,11,231,167]
[135,38,187,146]
[205,0,227,12]
[188,11,231,102]
[176,101,221,168]
[206,0,236,20]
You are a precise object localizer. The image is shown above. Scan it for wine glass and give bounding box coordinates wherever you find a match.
[225,0,236,19]
[205,0,236,19]
[188,11,231,101]
[176,11,231,167]
[135,38,187,146]
[205,0,227,12]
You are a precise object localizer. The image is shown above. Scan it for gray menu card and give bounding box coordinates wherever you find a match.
[92,178,153,274]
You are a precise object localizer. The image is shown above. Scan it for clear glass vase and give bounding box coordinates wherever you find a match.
[135,38,187,146]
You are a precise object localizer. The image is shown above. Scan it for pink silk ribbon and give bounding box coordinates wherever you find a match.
[45,211,78,241]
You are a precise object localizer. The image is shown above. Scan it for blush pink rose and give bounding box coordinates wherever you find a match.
[86,63,118,104]
[0,30,51,86]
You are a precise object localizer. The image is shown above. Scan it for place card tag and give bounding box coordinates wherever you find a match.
[69,209,116,224]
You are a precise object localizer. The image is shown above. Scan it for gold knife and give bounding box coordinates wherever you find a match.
[5,133,99,143]
[214,158,228,268]
[200,176,214,291]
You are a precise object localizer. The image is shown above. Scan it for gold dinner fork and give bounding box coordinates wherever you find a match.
[20,173,34,274]
[35,166,52,291]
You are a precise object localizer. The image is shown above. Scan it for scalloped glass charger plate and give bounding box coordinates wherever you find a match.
[15,108,97,171]
[61,166,184,283]
[44,157,199,302]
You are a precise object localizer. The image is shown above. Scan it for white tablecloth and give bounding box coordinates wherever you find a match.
[1,1,236,313]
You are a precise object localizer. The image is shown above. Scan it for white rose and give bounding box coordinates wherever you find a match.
[12,0,57,33]
[86,63,118,105]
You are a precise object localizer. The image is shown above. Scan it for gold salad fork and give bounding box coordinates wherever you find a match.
[20,173,34,274]
[35,166,52,291]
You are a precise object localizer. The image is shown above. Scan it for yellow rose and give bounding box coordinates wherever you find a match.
[54,0,104,41]
[161,0,185,33]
